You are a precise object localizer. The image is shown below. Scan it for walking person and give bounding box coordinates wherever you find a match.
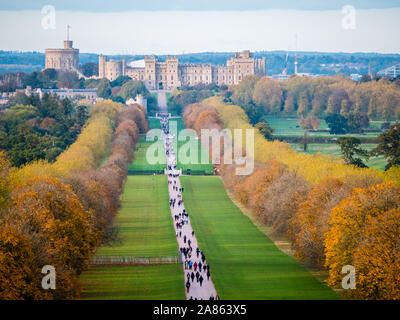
[199,275,204,287]
[186,280,190,293]
[191,272,195,282]
[207,270,210,281]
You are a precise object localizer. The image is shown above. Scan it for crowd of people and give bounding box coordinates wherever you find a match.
[160,115,218,300]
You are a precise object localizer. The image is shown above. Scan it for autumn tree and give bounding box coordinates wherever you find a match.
[252,77,283,114]
[299,115,320,151]
[290,178,344,267]
[324,182,400,297]
[352,208,400,299]
[230,75,260,106]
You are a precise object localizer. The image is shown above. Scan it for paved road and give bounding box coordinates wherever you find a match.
[161,117,218,300]
[156,91,168,113]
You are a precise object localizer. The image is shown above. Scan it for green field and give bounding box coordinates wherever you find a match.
[80,264,185,300]
[128,117,214,174]
[80,175,184,299]
[264,116,386,170]
[168,118,214,174]
[265,116,382,138]
[180,176,338,300]
[95,175,178,257]
[128,118,165,173]
[290,143,387,170]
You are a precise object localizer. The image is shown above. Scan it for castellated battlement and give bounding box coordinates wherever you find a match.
[45,38,79,72]
[100,50,266,91]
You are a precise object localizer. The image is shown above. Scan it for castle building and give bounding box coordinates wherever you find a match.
[99,56,126,81]
[45,30,79,72]
[99,50,266,90]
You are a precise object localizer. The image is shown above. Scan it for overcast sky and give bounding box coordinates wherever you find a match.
[1,1,400,54]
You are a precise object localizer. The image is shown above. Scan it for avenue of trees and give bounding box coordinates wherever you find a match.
[228,75,400,123]
[183,97,400,299]
[0,100,147,299]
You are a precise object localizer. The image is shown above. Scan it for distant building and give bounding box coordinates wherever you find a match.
[45,37,79,72]
[0,97,9,109]
[23,86,98,103]
[377,64,400,78]
[270,74,290,81]
[99,56,126,81]
[126,94,147,111]
[99,50,266,90]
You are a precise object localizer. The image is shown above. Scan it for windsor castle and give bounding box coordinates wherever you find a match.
[45,37,266,91]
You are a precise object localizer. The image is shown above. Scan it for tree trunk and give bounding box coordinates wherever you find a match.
[303,129,308,151]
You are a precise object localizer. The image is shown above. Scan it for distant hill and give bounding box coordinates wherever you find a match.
[1,50,400,76]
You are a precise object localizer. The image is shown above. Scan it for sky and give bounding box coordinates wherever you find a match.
[1,0,400,55]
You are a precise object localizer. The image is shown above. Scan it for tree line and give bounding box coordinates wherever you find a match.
[183,97,400,299]
[227,75,400,124]
[0,93,89,167]
[0,100,147,299]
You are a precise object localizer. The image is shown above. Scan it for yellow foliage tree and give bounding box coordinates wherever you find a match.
[324,182,400,296]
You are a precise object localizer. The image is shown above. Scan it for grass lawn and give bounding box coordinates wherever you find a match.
[290,143,387,170]
[168,118,214,174]
[264,116,381,138]
[128,118,165,172]
[95,175,178,257]
[80,175,184,300]
[180,176,338,300]
[80,265,185,300]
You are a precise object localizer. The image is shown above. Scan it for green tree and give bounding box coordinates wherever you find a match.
[118,80,148,100]
[255,121,274,141]
[81,62,99,77]
[374,124,400,170]
[231,75,260,106]
[338,137,369,168]
[97,79,112,99]
[325,113,348,134]
[110,76,132,88]
[241,103,263,125]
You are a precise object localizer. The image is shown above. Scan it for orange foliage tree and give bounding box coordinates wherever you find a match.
[324,181,400,298]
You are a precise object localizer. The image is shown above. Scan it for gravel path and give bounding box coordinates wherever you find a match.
[160,116,218,300]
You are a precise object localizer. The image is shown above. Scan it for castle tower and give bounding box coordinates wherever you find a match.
[99,55,107,78]
[122,58,126,76]
[45,25,79,72]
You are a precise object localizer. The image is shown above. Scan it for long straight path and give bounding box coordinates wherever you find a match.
[160,116,218,300]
